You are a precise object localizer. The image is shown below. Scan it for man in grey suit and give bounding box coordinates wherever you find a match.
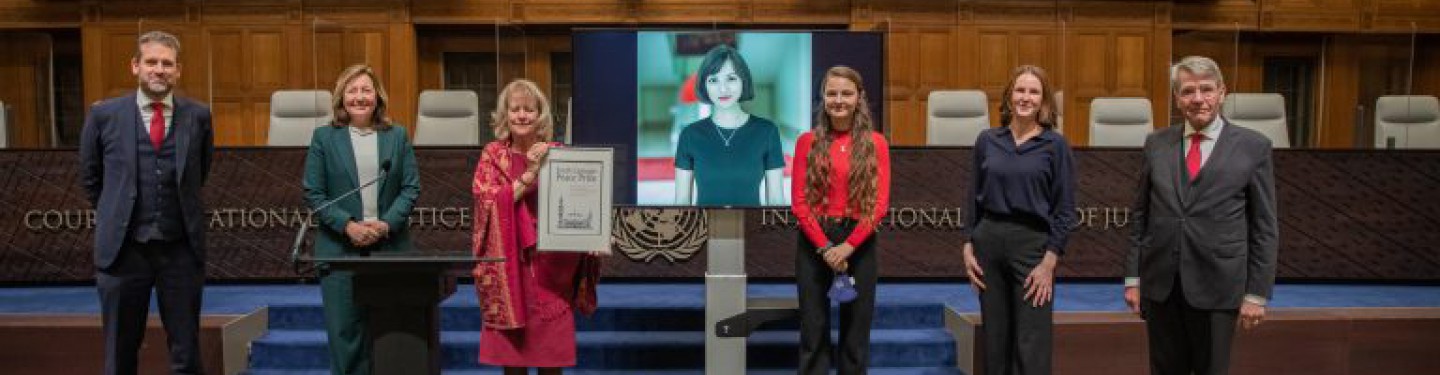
[79,30,214,375]
[1123,55,1278,375]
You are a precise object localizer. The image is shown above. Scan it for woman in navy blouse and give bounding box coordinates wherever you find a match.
[961,65,1077,375]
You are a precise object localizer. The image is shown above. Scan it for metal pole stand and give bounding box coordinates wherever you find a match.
[704,208,746,374]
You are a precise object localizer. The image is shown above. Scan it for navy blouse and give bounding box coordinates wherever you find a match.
[964,126,1078,254]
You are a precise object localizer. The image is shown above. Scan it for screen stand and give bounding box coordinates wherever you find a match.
[705,208,746,374]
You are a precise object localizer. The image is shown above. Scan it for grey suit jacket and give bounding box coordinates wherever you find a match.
[1125,119,1278,310]
[79,93,215,269]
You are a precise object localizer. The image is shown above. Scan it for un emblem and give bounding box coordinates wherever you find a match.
[612,207,708,262]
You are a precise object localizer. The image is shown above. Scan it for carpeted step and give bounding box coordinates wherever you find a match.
[248,328,955,370]
[264,302,947,331]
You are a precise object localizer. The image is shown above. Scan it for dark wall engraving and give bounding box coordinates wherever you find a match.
[2,147,1437,282]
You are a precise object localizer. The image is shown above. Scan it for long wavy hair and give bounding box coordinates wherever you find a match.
[805,66,880,224]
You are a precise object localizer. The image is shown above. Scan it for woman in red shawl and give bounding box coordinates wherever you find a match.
[471,79,601,375]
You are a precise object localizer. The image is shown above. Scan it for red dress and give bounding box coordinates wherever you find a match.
[471,141,599,367]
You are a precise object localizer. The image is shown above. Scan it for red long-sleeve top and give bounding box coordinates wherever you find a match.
[789,130,891,248]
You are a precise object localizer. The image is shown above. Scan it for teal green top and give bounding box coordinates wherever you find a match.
[674,116,786,206]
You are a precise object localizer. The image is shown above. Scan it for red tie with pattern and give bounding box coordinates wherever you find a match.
[1186,132,1205,181]
[149,102,166,150]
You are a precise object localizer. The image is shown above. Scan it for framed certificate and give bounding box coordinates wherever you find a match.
[537,147,614,252]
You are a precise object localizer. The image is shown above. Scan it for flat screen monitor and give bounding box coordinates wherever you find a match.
[572,29,884,208]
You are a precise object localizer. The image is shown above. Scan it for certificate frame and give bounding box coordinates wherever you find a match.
[537,147,614,252]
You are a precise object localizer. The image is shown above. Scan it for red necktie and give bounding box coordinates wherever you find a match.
[149,102,166,150]
[1186,132,1205,180]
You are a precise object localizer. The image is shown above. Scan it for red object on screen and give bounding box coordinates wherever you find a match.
[678,73,699,103]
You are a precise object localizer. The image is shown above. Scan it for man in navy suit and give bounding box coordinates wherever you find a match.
[1124,56,1279,375]
[79,30,214,375]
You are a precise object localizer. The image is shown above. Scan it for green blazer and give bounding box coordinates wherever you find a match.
[302,124,421,256]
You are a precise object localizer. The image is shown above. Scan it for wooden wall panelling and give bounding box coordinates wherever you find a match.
[1063,29,1163,147]
[0,33,53,147]
[206,28,247,145]
[0,0,83,28]
[1317,35,1361,148]
[972,27,1061,129]
[81,22,208,113]
[1165,0,1440,33]
[1164,0,1259,31]
[751,0,851,25]
[1066,32,1107,146]
[1415,36,1440,99]
[883,25,958,146]
[513,0,635,24]
[1305,34,1438,149]
[1151,4,1174,132]
[1260,0,1363,31]
[388,22,418,133]
[630,1,748,24]
[416,31,570,128]
[411,0,507,24]
[1368,0,1440,32]
[1060,1,1168,145]
[301,1,410,132]
[88,0,192,23]
[860,0,961,146]
[203,26,296,146]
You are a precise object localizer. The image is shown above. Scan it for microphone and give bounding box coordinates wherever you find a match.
[291,159,393,272]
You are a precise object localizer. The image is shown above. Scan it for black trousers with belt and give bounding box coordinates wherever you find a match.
[972,213,1053,375]
[96,238,205,375]
[795,218,879,375]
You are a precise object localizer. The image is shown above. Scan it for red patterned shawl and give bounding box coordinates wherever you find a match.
[471,141,600,330]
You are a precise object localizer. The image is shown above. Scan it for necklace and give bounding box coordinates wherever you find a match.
[714,124,740,147]
[350,126,376,136]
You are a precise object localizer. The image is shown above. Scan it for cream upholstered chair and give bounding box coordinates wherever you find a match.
[1088,97,1153,147]
[926,90,990,146]
[1223,93,1290,148]
[1375,95,1440,149]
[0,101,8,148]
[414,90,482,146]
[267,90,333,146]
[1052,90,1064,134]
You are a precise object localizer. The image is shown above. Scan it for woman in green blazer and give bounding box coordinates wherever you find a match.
[302,64,421,375]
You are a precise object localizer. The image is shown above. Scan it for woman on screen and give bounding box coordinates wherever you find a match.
[790,66,890,374]
[471,79,601,375]
[302,64,421,375]
[961,65,1076,375]
[674,44,786,206]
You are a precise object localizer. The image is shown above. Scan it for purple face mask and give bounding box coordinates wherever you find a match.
[828,272,857,303]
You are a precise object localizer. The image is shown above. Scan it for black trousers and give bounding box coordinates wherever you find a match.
[972,213,1052,375]
[1142,275,1239,375]
[795,218,878,375]
[96,239,205,375]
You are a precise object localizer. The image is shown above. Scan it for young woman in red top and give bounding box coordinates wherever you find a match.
[790,66,891,375]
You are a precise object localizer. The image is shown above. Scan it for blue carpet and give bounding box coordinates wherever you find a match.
[6,282,1440,315]
[3,281,1439,373]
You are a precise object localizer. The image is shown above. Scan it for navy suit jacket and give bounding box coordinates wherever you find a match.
[80,92,214,269]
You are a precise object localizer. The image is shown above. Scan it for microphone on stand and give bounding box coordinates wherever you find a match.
[292,160,392,274]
